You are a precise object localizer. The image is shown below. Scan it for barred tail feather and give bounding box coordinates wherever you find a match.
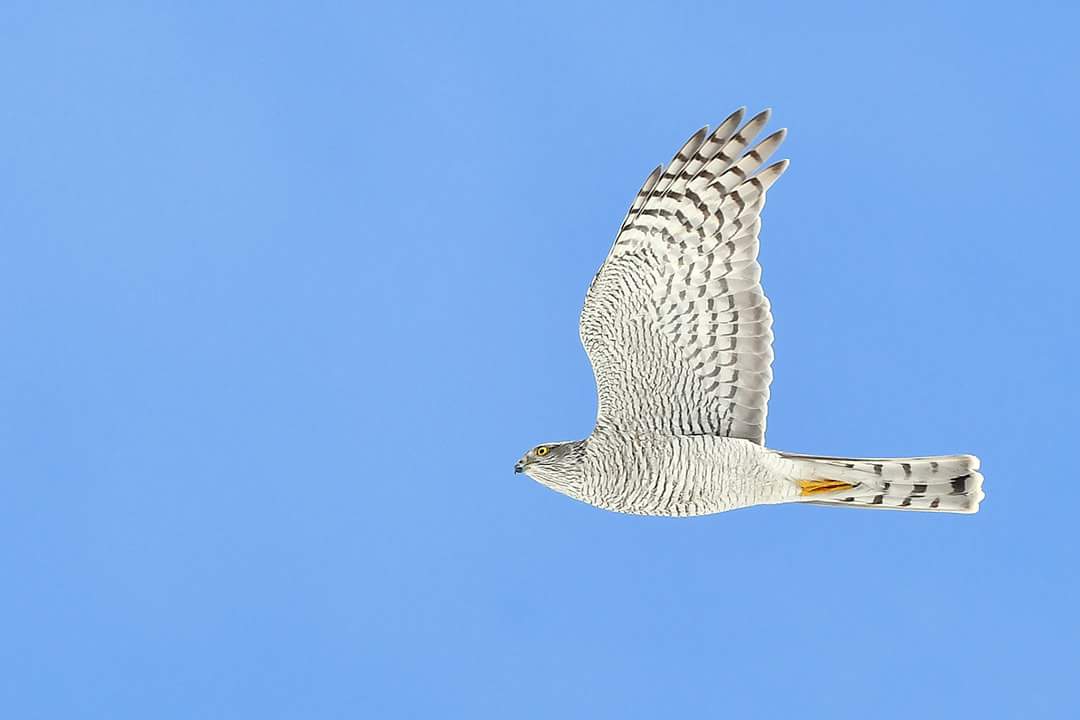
[782,452,984,514]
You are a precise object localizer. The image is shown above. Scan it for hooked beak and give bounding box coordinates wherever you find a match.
[514,460,525,474]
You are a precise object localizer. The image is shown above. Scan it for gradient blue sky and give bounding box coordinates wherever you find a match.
[3,1,1079,717]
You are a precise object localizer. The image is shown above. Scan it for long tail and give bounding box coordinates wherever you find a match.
[781,452,984,514]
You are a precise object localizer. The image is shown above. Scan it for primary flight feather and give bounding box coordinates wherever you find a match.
[515,108,984,515]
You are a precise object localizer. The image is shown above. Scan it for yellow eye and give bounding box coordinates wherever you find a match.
[535,446,550,457]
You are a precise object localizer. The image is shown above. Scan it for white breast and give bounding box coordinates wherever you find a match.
[579,431,798,516]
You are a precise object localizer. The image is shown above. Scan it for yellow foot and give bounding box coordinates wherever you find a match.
[798,479,856,496]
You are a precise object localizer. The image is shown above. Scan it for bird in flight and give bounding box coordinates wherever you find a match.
[515,108,983,516]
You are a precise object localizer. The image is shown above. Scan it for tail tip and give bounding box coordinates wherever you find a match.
[959,470,985,514]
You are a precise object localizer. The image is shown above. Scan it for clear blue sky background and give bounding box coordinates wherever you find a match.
[3,1,1078,717]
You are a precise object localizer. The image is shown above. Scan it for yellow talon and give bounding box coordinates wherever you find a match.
[798,479,856,496]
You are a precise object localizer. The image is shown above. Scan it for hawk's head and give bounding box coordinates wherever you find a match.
[514,440,586,494]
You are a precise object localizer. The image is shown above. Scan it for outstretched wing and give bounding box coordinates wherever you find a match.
[580,108,787,444]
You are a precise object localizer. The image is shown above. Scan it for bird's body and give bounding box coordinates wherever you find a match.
[516,108,984,516]
[574,432,794,516]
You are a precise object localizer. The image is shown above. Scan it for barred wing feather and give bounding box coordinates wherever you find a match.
[580,109,788,444]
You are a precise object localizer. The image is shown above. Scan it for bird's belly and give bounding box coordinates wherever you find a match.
[582,435,794,516]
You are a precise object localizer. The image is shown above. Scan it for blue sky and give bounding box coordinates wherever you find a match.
[3,1,1078,717]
